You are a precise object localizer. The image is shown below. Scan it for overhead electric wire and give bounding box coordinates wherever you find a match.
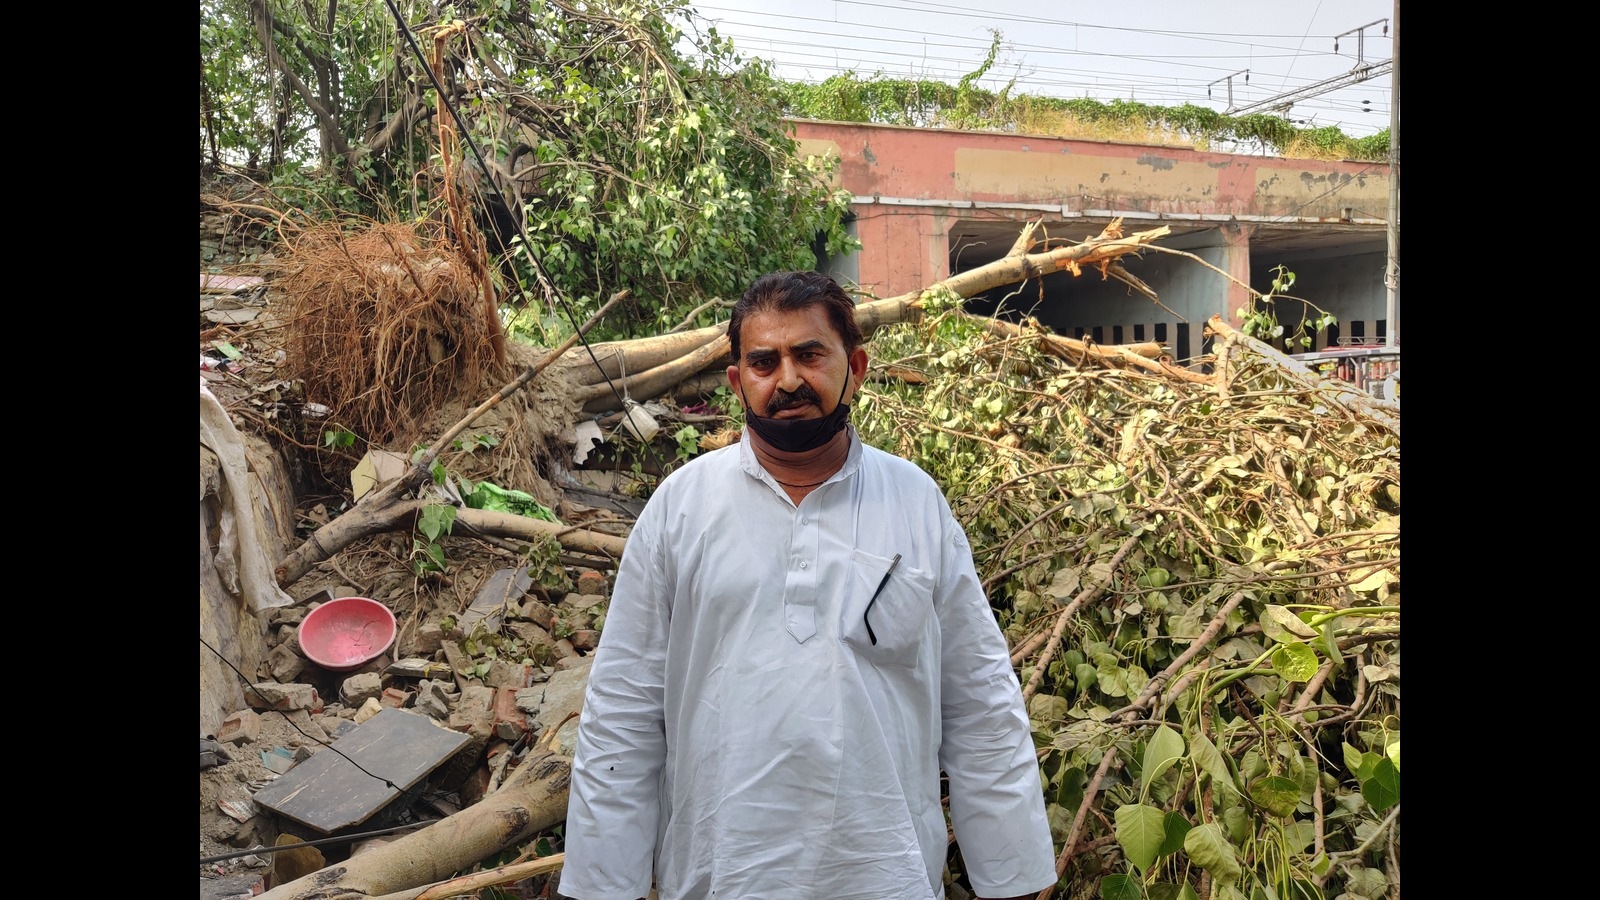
[694,5,1361,78]
[836,0,1381,42]
[686,3,1389,131]
[696,2,1391,59]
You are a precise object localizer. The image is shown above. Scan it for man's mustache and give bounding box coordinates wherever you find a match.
[766,383,822,413]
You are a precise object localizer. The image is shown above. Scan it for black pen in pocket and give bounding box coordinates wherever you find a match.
[863,553,902,646]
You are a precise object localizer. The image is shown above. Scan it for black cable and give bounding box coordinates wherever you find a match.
[200,633,418,795]
[198,819,439,866]
[380,0,674,479]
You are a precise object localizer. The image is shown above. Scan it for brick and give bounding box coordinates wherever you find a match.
[575,569,609,596]
[449,685,496,742]
[484,659,530,690]
[570,629,599,652]
[410,621,445,656]
[380,687,414,709]
[353,697,384,724]
[246,682,322,713]
[267,643,305,683]
[216,709,262,745]
[493,687,528,741]
[562,593,607,612]
[340,672,383,706]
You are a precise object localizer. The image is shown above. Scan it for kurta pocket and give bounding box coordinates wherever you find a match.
[842,548,936,669]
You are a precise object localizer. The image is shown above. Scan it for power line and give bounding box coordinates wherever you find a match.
[692,5,1383,77]
[686,3,1391,131]
[824,0,1389,48]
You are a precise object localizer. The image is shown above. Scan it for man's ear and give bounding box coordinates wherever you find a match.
[726,364,741,395]
[848,346,869,394]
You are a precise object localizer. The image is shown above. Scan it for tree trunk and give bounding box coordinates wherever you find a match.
[562,220,1175,415]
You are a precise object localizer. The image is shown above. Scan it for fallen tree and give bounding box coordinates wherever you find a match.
[247,214,1395,900]
[561,218,1177,414]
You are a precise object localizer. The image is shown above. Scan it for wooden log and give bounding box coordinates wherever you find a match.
[579,324,723,385]
[255,749,571,900]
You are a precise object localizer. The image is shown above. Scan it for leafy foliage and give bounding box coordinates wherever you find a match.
[853,295,1399,899]
[782,65,1389,162]
[198,0,858,342]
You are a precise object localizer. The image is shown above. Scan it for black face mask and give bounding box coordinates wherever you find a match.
[742,374,852,454]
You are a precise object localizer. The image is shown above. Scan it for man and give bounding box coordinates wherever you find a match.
[560,271,1056,900]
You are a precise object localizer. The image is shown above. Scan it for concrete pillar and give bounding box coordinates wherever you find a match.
[1221,223,1253,330]
[852,206,950,299]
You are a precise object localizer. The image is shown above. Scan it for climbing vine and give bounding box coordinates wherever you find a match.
[782,67,1389,162]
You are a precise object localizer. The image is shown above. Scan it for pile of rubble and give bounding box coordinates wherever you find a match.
[199,566,617,897]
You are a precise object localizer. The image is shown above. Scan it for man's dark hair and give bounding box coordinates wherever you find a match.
[729,271,863,362]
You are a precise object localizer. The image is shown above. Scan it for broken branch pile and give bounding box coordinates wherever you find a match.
[852,292,1399,899]
[243,216,1396,900]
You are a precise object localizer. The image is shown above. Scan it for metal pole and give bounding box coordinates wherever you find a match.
[1385,0,1400,348]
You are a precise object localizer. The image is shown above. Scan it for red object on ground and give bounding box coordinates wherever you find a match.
[297,597,398,671]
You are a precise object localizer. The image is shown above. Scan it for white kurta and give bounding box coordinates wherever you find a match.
[561,428,1056,900]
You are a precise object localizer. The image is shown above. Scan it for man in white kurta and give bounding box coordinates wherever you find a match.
[560,272,1055,900]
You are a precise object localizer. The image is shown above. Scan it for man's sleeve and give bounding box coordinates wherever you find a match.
[936,512,1058,899]
[560,508,670,900]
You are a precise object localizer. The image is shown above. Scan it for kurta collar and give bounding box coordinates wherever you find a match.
[738,424,864,496]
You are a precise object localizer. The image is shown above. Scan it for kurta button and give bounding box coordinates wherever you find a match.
[799,561,808,569]
[801,517,809,524]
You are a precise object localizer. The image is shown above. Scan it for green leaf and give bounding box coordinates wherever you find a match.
[1114,803,1166,873]
[417,503,457,543]
[1318,618,1342,670]
[1055,766,1086,811]
[1360,757,1400,812]
[1386,739,1400,772]
[1270,641,1319,682]
[1158,811,1192,858]
[1260,604,1317,642]
[1148,884,1199,900]
[1098,873,1143,900]
[1140,725,1186,792]
[1342,742,1364,774]
[1182,822,1240,884]
[1346,864,1388,898]
[1356,751,1384,782]
[1188,731,1238,796]
[1250,775,1301,818]
[1222,804,1251,844]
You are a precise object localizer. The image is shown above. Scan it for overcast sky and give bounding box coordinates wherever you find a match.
[681,0,1396,139]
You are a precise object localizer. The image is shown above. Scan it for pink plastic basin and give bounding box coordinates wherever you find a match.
[297,596,397,671]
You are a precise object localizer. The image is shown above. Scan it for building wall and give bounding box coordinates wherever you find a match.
[793,119,1389,220]
[791,119,1392,358]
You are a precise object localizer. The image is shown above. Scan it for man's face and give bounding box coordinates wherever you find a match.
[727,305,868,420]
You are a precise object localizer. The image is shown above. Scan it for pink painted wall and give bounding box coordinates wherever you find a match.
[791,119,1390,220]
[792,119,1390,309]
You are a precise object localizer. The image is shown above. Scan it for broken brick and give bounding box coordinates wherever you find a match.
[216,709,262,745]
[493,687,528,741]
